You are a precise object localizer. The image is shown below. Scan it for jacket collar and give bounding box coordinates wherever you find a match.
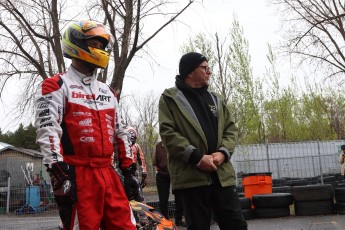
[69,65,97,85]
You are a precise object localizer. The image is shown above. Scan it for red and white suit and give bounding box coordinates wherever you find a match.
[35,66,136,230]
[130,143,147,175]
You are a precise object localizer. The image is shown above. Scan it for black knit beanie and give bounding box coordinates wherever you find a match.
[179,52,208,79]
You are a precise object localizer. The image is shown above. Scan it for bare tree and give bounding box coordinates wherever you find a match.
[0,0,67,121]
[271,0,345,81]
[131,90,159,141]
[118,90,160,157]
[129,91,159,176]
[0,0,195,127]
[181,17,266,144]
[118,96,135,126]
[85,0,195,99]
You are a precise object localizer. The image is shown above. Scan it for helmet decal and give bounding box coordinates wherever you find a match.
[81,21,98,31]
[62,20,113,69]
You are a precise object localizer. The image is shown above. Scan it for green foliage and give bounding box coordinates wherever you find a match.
[180,17,345,144]
[181,16,265,144]
[135,124,159,179]
[0,123,40,150]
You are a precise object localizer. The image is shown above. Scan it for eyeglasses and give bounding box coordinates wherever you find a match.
[198,65,211,73]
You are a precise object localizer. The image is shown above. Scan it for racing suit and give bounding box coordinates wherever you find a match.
[131,143,147,178]
[119,141,148,202]
[34,66,136,230]
[131,143,147,201]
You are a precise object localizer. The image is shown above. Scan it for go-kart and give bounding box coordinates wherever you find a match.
[130,200,177,230]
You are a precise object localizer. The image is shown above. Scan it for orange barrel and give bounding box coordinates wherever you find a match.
[242,172,272,207]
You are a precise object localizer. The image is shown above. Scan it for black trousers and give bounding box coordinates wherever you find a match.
[156,173,184,221]
[180,184,247,230]
[172,189,184,222]
[156,173,171,219]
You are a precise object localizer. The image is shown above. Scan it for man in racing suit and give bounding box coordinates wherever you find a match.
[121,126,148,202]
[34,20,136,230]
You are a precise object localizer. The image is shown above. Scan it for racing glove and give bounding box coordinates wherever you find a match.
[121,163,142,200]
[121,163,137,177]
[48,162,77,207]
[124,174,141,201]
[113,164,125,185]
[141,173,147,188]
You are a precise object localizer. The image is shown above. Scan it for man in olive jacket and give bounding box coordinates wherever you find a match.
[158,52,247,230]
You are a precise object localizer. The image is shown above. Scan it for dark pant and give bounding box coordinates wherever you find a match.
[172,189,184,222]
[156,173,171,219]
[181,184,247,230]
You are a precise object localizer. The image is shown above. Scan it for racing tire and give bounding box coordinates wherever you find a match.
[294,200,334,216]
[239,197,251,210]
[252,193,293,208]
[334,187,345,202]
[272,186,292,194]
[293,184,333,201]
[335,202,345,214]
[254,207,290,218]
[241,208,254,220]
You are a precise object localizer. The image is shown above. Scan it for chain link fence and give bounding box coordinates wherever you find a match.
[233,140,342,180]
[0,140,344,229]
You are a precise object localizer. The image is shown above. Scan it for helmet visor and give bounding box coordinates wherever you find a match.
[77,21,114,50]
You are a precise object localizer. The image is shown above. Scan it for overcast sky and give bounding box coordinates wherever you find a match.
[0,0,283,133]
[122,0,282,97]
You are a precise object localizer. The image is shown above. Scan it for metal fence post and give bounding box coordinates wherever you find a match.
[266,139,271,173]
[6,176,11,214]
[276,159,280,178]
[317,141,324,185]
[312,156,316,177]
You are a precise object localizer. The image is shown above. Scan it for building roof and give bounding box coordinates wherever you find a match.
[0,142,13,150]
[0,142,42,158]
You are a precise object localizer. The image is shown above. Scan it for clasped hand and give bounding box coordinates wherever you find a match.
[197,152,225,172]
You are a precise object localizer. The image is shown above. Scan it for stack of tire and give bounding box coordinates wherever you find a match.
[293,184,334,216]
[317,176,337,188]
[239,197,254,220]
[251,193,293,218]
[272,186,292,194]
[334,187,345,214]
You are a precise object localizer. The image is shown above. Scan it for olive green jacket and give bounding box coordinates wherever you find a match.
[158,86,238,190]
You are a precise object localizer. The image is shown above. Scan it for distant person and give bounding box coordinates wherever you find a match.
[158,52,247,230]
[33,172,48,206]
[121,126,148,202]
[33,172,41,185]
[153,140,186,227]
[339,145,345,179]
[34,20,136,229]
